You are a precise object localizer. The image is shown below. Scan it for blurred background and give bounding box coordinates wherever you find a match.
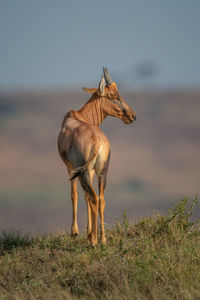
[0,0,200,234]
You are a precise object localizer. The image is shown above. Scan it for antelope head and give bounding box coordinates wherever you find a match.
[83,67,136,124]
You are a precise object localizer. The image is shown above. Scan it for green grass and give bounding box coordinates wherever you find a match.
[0,197,200,300]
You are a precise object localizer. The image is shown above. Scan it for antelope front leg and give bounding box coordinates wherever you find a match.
[85,193,92,241]
[71,179,79,236]
[99,179,106,244]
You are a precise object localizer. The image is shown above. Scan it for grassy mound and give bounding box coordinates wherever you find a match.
[0,197,200,299]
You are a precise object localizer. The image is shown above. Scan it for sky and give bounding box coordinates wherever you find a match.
[0,0,200,89]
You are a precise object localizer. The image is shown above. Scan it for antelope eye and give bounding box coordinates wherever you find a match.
[116,94,121,101]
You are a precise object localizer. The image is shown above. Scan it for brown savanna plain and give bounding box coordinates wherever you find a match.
[0,88,200,234]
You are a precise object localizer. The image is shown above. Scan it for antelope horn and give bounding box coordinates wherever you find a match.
[103,67,113,85]
[99,75,106,95]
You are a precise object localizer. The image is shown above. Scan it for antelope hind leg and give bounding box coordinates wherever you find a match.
[85,170,95,241]
[79,171,99,247]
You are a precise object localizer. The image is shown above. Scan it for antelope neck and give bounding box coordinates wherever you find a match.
[78,96,106,126]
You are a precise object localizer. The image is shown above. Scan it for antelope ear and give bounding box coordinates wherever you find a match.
[82,87,97,94]
[110,82,118,90]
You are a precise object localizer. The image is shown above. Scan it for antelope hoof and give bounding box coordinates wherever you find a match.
[91,237,98,247]
[71,233,78,237]
[87,233,92,242]
[101,237,107,245]
[71,226,79,237]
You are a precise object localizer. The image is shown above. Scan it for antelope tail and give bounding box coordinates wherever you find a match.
[69,164,87,181]
[69,146,98,181]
